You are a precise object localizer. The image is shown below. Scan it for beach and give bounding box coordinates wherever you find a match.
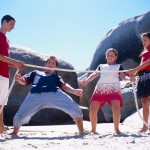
[0,110,150,150]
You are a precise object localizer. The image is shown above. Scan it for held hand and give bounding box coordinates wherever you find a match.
[129,75,136,82]
[127,69,137,76]
[15,73,22,82]
[14,61,26,70]
[80,80,87,86]
[73,89,83,97]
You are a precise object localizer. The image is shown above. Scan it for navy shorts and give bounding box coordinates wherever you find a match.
[137,70,150,99]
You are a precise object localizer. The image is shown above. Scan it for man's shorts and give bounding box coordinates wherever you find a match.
[0,75,9,105]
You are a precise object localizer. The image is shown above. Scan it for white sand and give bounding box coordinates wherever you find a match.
[0,109,150,150]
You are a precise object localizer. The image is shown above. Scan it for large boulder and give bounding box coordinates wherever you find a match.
[4,46,80,125]
[79,11,150,122]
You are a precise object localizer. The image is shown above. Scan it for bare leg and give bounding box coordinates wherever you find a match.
[74,117,84,134]
[89,101,100,133]
[111,100,121,134]
[139,97,150,132]
[0,106,7,133]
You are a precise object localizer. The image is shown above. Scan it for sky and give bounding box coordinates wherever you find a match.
[0,0,150,70]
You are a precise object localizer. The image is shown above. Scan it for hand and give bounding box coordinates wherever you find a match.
[129,75,136,82]
[15,73,22,82]
[73,89,83,97]
[80,80,88,86]
[14,60,26,70]
[127,69,137,76]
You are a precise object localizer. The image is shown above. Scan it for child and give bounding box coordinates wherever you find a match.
[81,48,131,134]
[9,56,84,135]
[0,15,25,133]
[128,32,150,132]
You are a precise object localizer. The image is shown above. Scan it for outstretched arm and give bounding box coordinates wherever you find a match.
[0,54,25,70]
[127,59,150,75]
[119,72,135,82]
[80,72,100,86]
[62,83,83,97]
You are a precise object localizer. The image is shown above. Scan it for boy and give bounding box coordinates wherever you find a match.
[9,56,84,135]
[0,15,25,133]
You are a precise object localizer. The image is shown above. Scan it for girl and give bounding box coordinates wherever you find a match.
[128,32,150,132]
[81,48,131,134]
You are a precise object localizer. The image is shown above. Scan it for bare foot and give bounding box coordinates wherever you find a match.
[88,130,98,135]
[8,131,18,135]
[0,127,7,134]
[138,127,149,133]
[114,129,122,134]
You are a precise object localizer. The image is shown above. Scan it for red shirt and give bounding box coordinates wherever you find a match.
[140,46,150,72]
[0,32,10,78]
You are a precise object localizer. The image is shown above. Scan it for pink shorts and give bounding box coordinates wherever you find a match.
[90,90,123,107]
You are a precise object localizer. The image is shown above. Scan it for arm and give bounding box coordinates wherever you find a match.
[0,54,25,70]
[119,72,135,82]
[15,73,27,85]
[127,59,150,75]
[119,72,130,81]
[80,72,100,86]
[61,83,83,97]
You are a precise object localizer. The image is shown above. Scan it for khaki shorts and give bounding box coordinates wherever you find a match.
[0,75,9,105]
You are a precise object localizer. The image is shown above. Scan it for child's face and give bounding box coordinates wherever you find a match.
[45,58,57,73]
[106,51,117,64]
[3,20,15,32]
[141,36,150,48]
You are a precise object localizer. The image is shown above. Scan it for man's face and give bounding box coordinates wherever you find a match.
[3,20,15,32]
[45,58,57,73]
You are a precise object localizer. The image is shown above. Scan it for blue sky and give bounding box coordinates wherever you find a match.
[0,0,150,70]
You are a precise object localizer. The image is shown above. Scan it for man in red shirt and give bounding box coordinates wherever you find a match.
[0,15,25,133]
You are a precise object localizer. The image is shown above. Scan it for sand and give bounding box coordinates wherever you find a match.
[0,109,150,150]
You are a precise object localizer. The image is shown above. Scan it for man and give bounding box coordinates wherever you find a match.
[9,56,84,135]
[0,15,25,133]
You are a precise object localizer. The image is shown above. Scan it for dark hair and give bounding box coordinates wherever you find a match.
[139,32,150,56]
[105,48,118,56]
[1,15,16,25]
[140,32,150,39]
[45,56,58,66]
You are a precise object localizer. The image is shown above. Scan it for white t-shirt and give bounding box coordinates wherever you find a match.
[95,64,123,94]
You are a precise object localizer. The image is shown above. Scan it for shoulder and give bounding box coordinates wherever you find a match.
[141,50,150,56]
[96,64,101,70]
[117,64,124,70]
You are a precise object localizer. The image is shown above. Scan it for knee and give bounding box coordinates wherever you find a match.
[90,107,98,114]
